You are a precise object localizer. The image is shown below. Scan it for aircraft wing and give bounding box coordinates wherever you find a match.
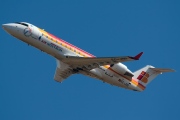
[54,60,74,82]
[62,52,143,70]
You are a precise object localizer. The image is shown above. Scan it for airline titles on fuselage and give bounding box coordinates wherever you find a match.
[41,39,62,52]
[24,27,63,52]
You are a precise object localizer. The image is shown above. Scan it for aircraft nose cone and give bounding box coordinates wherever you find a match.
[2,24,12,31]
[2,23,17,34]
[2,24,9,28]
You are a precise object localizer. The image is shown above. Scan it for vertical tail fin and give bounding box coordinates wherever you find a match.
[133,65,174,87]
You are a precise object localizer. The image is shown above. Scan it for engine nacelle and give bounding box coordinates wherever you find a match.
[110,63,134,77]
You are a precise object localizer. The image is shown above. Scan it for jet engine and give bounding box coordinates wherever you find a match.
[110,63,134,77]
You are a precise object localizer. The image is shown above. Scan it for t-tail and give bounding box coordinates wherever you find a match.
[133,65,174,91]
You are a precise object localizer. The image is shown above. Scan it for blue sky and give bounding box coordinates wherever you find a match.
[0,0,180,120]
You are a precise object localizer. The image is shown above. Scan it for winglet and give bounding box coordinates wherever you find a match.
[130,52,143,60]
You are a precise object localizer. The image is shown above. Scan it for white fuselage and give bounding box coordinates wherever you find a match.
[2,22,144,91]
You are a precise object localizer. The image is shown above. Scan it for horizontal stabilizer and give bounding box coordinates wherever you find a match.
[150,68,175,73]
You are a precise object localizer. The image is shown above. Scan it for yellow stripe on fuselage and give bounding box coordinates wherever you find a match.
[38,28,94,57]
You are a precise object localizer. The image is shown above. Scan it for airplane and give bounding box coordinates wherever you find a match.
[2,22,174,91]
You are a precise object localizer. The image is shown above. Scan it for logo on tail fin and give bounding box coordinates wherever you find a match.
[137,71,149,83]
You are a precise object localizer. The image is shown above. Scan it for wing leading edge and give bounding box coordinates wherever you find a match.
[62,52,143,70]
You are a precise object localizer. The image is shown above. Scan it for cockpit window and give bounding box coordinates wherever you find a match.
[15,22,29,27]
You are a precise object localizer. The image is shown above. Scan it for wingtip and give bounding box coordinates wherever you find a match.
[133,52,143,60]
